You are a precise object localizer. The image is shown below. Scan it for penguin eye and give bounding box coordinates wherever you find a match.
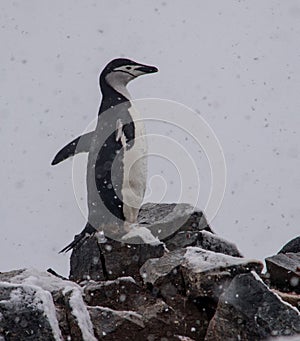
[126,66,132,70]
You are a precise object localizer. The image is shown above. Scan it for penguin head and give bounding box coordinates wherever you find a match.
[101,58,158,91]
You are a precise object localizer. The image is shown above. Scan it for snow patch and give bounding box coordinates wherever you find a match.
[184,247,261,273]
[86,276,136,288]
[33,287,63,341]
[11,268,80,292]
[64,287,97,341]
[91,305,144,328]
[121,225,161,245]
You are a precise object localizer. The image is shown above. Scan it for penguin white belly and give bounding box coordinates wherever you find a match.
[120,105,147,223]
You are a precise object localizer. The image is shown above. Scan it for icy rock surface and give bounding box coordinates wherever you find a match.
[1,206,300,340]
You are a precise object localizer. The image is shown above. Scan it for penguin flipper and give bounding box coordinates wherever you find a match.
[123,121,135,149]
[51,131,93,165]
[59,223,97,253]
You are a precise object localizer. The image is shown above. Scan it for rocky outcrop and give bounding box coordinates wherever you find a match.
[1,204,300,340]
[70,203,212,283]
[205,272,300,340]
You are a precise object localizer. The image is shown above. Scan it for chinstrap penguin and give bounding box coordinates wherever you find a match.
[52,58,158,252]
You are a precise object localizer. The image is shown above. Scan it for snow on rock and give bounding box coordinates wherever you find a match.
[121,225,161,245]
[92,305,144,327]
[141,246,263,299]
[11,268,80,292]
[183,246,259,273]
[251,270,300,316]
[165,229,243,257]
[0,268,97,341]
[1,207,299,340]
[182,247,263,298]
[0,281,62,341]
[88,305,144,339]
[63,287,97,341]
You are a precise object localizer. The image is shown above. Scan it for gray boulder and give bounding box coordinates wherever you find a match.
[70,236,165,283]
[140,247,263,300]
[205,272,300,341]
[165,230,242,257]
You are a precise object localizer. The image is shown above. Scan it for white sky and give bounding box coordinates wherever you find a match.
[1,0,300,277]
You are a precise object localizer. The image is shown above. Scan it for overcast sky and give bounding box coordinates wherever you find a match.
[1,0,300,277]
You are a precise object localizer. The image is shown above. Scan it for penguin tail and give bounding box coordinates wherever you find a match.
[59,223,97,253]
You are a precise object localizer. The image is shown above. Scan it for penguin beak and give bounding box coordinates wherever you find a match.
[135,64,158,74]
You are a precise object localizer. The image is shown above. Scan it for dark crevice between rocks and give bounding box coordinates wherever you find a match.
[97,242,108,280]
[192,296,218,321]
[52,290,72,340]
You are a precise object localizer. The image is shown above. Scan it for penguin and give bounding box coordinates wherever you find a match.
[52,58,158,252]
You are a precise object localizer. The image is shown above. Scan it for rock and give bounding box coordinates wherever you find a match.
[182,247,262,298]
[88,306,144,340]
[279,237,300,254]
[165,230,200,250]
[165,230,242,257]
[197,230,242,257]
[140,247,263,300]
[5,204,300,340]
[265,253,300,293]
[0,268,97,341]
[137,298,206,341]
[70,236,165,282]
[69,203,223,283]
[271,289,300,310]
[61,287,97,341]
[70,235,105,282]
[83,277,157,311]
[138,202,213,240]
[88,300,206,341]
[0,283,59,341]
[205,272,300,341]
[84,274,209,339]
[140,248,186,303]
